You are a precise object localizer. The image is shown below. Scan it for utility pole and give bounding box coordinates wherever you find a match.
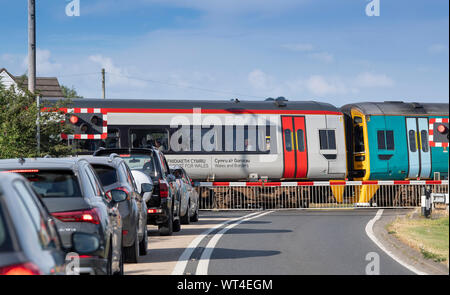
[102,68,106,99]
[28,0,36,94]
[36,96,40,156]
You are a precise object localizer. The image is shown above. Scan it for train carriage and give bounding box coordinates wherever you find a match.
[341,101,449,181]
[46,98,348,182]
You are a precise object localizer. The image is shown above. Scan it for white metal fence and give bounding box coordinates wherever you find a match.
[195,180,449,210]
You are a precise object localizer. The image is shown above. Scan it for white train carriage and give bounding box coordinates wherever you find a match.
[49,98,347,181]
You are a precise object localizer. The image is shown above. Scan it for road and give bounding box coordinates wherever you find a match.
[125,210,415,275]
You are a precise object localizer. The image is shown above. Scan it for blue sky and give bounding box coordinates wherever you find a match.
[0,0,448,105]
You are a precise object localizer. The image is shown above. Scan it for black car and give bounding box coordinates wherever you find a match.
[0,172,100,275]
[84,155,150,261]
[0,158,125,275]
[93,148,181,236]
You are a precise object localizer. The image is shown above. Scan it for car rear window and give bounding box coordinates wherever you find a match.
[18,170,82,198]
[0,196,14,252]
[91,164,118,187]
[121,154,157,178]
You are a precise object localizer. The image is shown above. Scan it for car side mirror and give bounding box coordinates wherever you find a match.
[141,183,153,194]
[110,189,127,203]
[71,232,100,255]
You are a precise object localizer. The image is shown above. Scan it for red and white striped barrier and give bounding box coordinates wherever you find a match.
[197,180,449,187]
[429,117,449,148]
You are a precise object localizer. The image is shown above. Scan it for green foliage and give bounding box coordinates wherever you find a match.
[61,85,83,98]
[0,86,75,159]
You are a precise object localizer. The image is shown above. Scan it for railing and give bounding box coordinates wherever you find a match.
[195,180,449,210]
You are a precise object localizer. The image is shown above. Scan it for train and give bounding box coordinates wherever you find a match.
[45,98,449,184]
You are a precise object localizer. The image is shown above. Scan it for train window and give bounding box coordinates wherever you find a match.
[104,128,120,148]
[377,130,395,150]
[421,130,429,152]
[284,130,292,151]
[130,129,169,151]
[408,130,417,152]
[297,129,305,152]
[354,125,365,153]
[319,130,336,150]
[386,130,394,150]
[377,131,386,150]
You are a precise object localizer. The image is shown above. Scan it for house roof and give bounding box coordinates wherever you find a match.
[0,68,64,97]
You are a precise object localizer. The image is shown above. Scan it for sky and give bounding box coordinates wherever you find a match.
[0,0,448,106]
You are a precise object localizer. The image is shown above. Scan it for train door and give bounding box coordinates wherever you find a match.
[406,118,420,178]
[281,116,308,179]
[417,118,431,178]
[406,117,431,179]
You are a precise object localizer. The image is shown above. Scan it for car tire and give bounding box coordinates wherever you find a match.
[173,205,181,232]
[139,226,148,256]
[124,228,139,263]
[180,201,190,225]
[159,208,173,236]
[190,205,199,222]
[106,242,113,275]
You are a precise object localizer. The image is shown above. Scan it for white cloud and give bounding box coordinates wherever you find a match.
[88,54,147,88]
[355,72,394,88]
[305,75,348,96]
[428,44,448,54]
[248,69,272,90]
[22,48,62,76]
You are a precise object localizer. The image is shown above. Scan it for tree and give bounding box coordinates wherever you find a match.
[61,85,83,98]
[0,84,74,159]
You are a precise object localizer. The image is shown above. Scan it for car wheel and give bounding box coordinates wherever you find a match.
[159,208,173,236]
[124,227,139,263]
[190,204,199,222]
[173,205,181,232]
[105,240,114,275]
[139,225,148,256]
[180,201,190,225]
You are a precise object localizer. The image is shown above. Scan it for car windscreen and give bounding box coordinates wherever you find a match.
[121,154,157,179]
[91,164,118,187]
[0,195,14,252]
[16,170,82,198]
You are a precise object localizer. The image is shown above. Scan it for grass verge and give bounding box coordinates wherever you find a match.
[388,212,449,265]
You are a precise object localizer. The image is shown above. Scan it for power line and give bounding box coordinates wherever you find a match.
[56,72,101,78]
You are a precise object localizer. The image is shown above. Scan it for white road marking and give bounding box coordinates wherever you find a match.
[171,211,264,275]
[195,210,274,275]
[365,209,427,275]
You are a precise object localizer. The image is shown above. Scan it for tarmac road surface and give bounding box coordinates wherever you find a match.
[125,210,415,275]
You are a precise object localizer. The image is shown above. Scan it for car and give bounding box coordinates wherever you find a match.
[93,148,182,236]
[170,166,199,224]
[131,170,154,205]
[0,172,101,275]
[0,158,125,275]
[83,155,150,260]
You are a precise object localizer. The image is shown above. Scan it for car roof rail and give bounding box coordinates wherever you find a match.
[43,155,52,158]
[108,153,120,162]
